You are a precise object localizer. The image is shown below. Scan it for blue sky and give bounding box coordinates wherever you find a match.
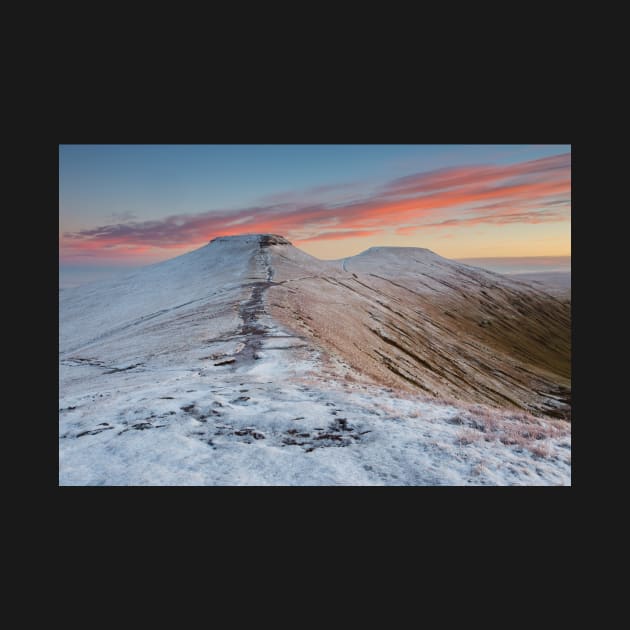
[60,144,567,223]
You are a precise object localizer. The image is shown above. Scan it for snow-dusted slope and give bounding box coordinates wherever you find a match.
[61,236,259,358]
[268,243,571,419]
[510,272,571,300]
[59,234,571,485]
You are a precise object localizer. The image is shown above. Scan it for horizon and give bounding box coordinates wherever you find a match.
[59,144,570,284]
[59,236,570,288]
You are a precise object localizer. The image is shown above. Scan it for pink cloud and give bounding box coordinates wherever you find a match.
[294,230,384,243]
[61,152,571,263]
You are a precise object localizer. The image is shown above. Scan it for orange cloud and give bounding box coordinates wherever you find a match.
[384,153,570,195]
[294,230,384,243]
[61,152,571,263]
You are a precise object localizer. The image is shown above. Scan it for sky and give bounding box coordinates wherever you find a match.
[60,144,570,285]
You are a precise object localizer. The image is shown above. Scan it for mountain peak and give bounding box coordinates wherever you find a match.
[361,245,436,255]
[209,234,292,246]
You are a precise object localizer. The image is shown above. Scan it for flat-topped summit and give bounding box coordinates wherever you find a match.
[210,234,292,246]
[355,245,440,260]
[361,246,435,254]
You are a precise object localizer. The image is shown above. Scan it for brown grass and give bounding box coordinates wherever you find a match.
[456,429,482,446]
[267,246,571,418]
[530,443,551,458]
[455,403,569,458]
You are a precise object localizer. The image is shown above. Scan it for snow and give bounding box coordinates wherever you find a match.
[59,360,571,485]
[60,235,571,486]
[59,355,571,486]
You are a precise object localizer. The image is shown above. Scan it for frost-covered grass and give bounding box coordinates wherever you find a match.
[59,353,571,486]
[446,403,568,458]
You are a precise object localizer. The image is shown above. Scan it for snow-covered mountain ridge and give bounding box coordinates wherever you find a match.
[59,234,571,485]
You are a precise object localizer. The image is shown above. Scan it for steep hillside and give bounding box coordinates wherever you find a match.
[267,243,571,418]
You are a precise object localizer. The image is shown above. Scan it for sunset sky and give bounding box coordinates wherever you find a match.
[60,145,570,281]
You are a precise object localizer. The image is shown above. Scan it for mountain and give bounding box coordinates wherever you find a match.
[269,242,570,419]
[59,234,571,485]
